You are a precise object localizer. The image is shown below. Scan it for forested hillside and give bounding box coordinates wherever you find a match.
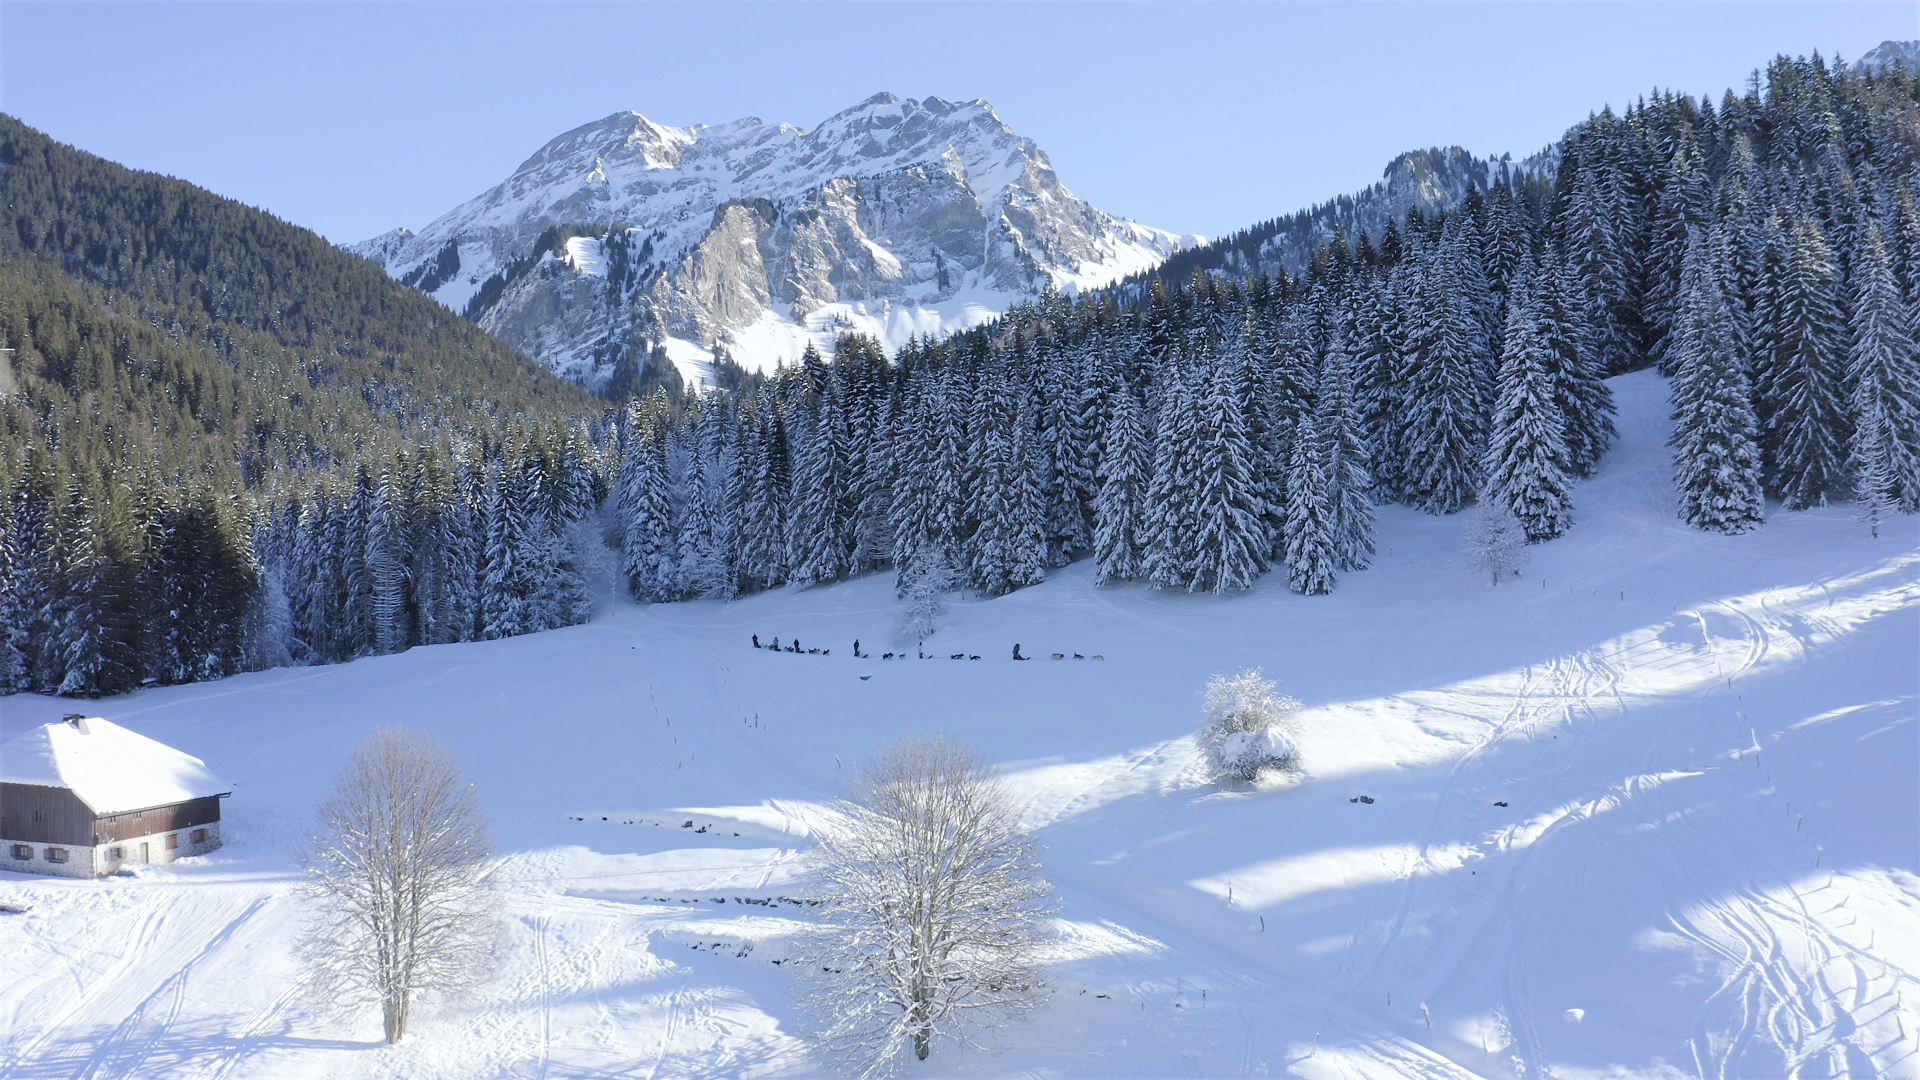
[610,49,1919,606]
[0,117,610,696]
[6,48,1915,699]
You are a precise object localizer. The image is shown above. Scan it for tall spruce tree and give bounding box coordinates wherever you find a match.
[1483,286,1577,542]
[787,356,852,587]
[1758,214,1851,509]
[1536,245,1618,477]
[618,404,678,603]
[1400,249,1489,515]
[1283,413,1339,595]
[1092,386,1151,584]
[1185,365,1267,594]
[1317,332,1376,570]
[1670,232,1767,534]
[1846,222,1920,525]
[1143,365,1203,589]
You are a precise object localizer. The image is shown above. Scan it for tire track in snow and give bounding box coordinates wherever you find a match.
[1574,574,1918,1078]
[536,913,553,1080]
[32,895,268,1080]
[1334,629,1573,1017]
[0,900,170,1079]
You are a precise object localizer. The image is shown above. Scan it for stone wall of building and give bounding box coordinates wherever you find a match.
[3,821,222,878]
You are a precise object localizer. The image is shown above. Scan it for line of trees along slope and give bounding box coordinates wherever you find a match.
[0,116,613,697]
[8,47,1914,696]
[611,50,1918,605]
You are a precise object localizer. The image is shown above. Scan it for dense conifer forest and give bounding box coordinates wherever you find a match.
[5,48,1917,697]
[0,116,609,695]
[610,51,1919,610]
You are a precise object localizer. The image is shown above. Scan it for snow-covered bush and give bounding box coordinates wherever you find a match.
[1198,669,1303,782]
[1462,502,1531,585]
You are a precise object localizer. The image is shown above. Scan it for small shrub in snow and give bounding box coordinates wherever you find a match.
[1198,669,1302,782]
[1462,502,1531,585]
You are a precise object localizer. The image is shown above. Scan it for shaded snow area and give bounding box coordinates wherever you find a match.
[3,373,1915,1078]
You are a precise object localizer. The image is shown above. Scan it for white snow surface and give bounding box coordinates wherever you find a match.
[2,372,1916,1078]
[0,717,228,817]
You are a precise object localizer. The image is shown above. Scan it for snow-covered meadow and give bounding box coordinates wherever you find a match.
[2,371,1915,1079]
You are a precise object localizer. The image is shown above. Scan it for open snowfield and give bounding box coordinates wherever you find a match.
[2,370,1916,1079]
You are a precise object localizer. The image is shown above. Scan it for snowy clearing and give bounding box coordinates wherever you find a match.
[2,371,1915,1078]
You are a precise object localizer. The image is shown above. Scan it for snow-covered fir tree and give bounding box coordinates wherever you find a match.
[1536,243,1618,477]
[1669,230,1767,534]
[1142,365,1203,590]
[1758,214,1851,509]
[1845,222,1920,527]
[1185,361,1267,594]
[1092,386,1151,585]
[1400,247,1489,515]
[1283,413,1338,595]
[1482,282,1577,542]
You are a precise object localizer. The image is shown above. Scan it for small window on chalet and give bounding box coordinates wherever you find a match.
[165,833,179,851]
[190,829,209,844]
[32,809,45,823]
[110,847,124,859]
[45,847,66,863]
[10,844,29,860]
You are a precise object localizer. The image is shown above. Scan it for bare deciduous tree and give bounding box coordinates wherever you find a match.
[1463,501,1531,585]
[299,727,497,1043]
[892,559,958,646]
[796,735,1055,1078]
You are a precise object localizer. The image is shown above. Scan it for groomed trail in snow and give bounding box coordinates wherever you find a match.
[2,371,1915,1079]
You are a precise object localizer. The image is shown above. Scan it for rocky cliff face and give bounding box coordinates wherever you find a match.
[350,94,1199,388]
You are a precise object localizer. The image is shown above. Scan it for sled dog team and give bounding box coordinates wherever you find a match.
[751,635,1102,663]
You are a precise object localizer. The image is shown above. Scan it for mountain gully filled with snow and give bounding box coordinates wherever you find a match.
[1,372,1915,1078]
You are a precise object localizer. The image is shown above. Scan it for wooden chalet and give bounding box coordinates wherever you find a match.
[0,715,229,878]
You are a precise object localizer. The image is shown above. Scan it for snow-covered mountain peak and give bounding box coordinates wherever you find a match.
[353,94,1198,387]
[1859,39,1920,71]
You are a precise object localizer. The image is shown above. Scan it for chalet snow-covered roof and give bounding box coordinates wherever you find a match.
[0,717,228,816]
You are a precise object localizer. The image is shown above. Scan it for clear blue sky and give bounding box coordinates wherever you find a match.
[3,2,1912,243]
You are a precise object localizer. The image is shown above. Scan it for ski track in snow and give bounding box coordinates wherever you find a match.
[1,371,1916,1078]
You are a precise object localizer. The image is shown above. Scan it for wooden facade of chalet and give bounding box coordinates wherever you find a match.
[0,785,223,848]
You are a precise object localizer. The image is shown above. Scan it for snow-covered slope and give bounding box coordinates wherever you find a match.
[3,372,1915,1078]
[349,95,1201,387]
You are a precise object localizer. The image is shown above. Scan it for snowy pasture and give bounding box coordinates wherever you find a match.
[1,371,1915,1078]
